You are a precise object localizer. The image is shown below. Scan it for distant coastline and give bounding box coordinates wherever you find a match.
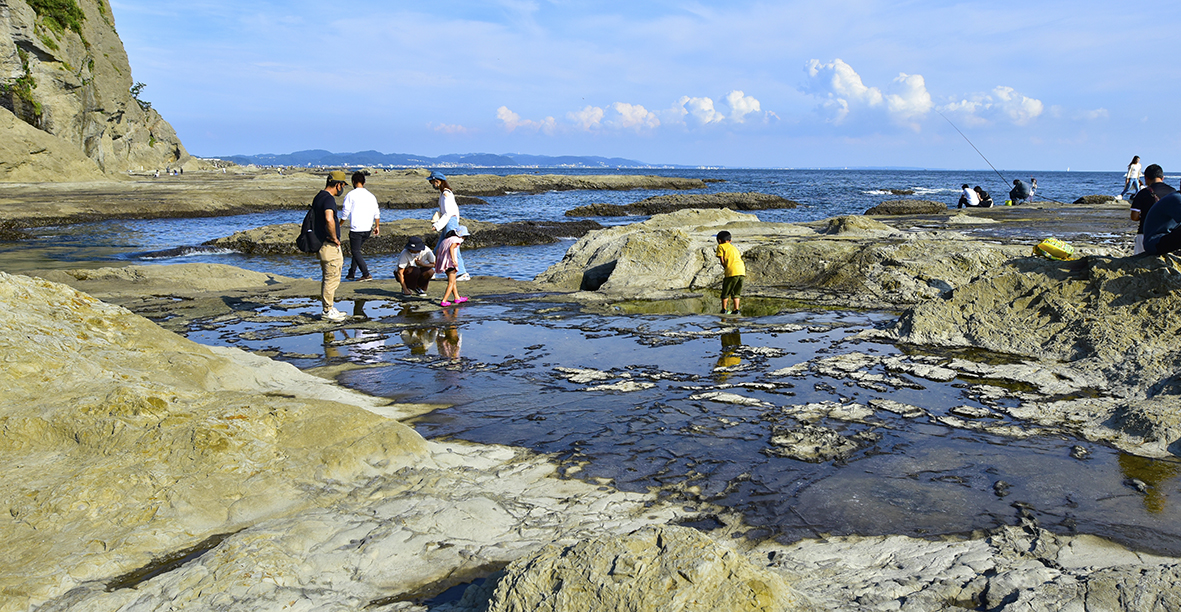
[212,150,699,169]
[204,150,1116,173]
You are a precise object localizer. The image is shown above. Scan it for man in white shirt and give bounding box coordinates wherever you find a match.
[396,236,436,295]
[341,171,380,281]
[957,183,980,208]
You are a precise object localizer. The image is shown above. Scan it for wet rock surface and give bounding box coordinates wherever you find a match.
[565,191,799,217]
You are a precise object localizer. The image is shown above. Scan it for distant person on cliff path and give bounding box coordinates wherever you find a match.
[715,230,745,315]
[1009,179,1032,205]
[1131,164,1176,254]
[427,171,470,281]
[1122,156,1143,199]
[314,170,348,321]
[341,171,380,282]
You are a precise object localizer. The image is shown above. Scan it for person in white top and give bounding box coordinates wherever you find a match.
[427,170,469,280]
[957,183,980,208]
[1121,156,1142,199]
[341,171,380,281]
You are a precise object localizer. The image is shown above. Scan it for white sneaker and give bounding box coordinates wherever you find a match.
[456,273,471,281]
[323,308,348,321]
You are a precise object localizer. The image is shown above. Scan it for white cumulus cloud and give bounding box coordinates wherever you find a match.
[940,86,1045,126]
[804,59,932,130]
[430,122,471,135]
[496,106,557,134]
[567,105,605,130]
[991,86,1043,125]
[723,90,761,123]
[611,102,660,129]
[676,96,726,125]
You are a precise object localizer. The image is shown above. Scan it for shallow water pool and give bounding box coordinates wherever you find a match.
[180,297,1181,554]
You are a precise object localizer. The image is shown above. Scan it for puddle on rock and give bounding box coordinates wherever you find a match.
[182,298,1181,555]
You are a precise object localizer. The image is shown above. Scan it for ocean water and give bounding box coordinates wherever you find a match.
[7,168,1136,280]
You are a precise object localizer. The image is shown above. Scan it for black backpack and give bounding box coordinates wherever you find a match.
[295,206,322,253]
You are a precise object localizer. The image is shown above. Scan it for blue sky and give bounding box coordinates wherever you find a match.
[111,0,1181,170]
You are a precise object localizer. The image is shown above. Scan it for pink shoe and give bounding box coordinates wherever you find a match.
[440,300,453,307]
[454,297,469,304]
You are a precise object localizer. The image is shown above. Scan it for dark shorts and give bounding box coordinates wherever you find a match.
[721,275,744,299]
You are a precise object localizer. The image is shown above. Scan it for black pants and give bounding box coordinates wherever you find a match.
[348,230,371,277]
[401,266,432,291]
[1157,227,1181,256]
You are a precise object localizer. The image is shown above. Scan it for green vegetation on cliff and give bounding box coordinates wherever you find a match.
[1,48,41,125]
[26,0,87,38]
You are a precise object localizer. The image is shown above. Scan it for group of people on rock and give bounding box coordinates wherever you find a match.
[1127,160,1181,256]
[956,178,1036,208]
[308,170,471,321]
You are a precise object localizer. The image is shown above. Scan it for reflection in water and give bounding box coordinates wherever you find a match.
[396,308,463,360]
[714,330,742,382]
[1119,453,1181,514]
[323,331,342,360]
[400,328,437,355]
[435,308,463,361]
[352,299,369,319]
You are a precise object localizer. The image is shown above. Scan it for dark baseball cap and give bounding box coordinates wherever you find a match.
[405,236,426,252]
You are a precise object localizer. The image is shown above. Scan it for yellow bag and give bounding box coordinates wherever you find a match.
[1032,238,1076,260]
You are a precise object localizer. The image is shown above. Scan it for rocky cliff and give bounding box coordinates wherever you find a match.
[0,0,188,180]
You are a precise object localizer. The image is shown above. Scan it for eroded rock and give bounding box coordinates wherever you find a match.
[484,525,813,612]
[566,192,800,217]
[864,199,947,215]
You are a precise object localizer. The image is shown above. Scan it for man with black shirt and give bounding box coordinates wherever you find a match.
[314,171,349,321]
[1131,164,1175,254]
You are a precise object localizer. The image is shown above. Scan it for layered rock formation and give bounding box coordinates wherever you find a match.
[0,0,189,180]
[864,199,946,215]
[0,269,688,611]
[565,192,799,217]
[535,209,1036,306]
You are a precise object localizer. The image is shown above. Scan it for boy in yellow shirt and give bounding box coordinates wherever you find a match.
[715,231,745,315]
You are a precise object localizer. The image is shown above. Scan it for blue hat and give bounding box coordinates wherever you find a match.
[427,171,446,182]
[457,225,470,237]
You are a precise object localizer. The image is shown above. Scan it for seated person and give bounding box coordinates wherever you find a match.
[396,236,437,295]
[957,183,979,208]
[1009,179,1032,204]
[973,186,994,208]
[1131,164,1176,254]
[1143,192,1181,256]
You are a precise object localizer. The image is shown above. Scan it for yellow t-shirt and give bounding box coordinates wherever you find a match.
[716,242,745,277]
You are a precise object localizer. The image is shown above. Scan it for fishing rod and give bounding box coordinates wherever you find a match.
[936,110,1010,189]
[936,111,1068,205]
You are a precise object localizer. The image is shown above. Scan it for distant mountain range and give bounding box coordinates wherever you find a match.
[215,150,690,169]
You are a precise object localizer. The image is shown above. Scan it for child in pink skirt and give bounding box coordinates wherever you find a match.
[435,226,470,306]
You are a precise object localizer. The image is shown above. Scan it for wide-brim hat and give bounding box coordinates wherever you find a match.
[456,225,470,237]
